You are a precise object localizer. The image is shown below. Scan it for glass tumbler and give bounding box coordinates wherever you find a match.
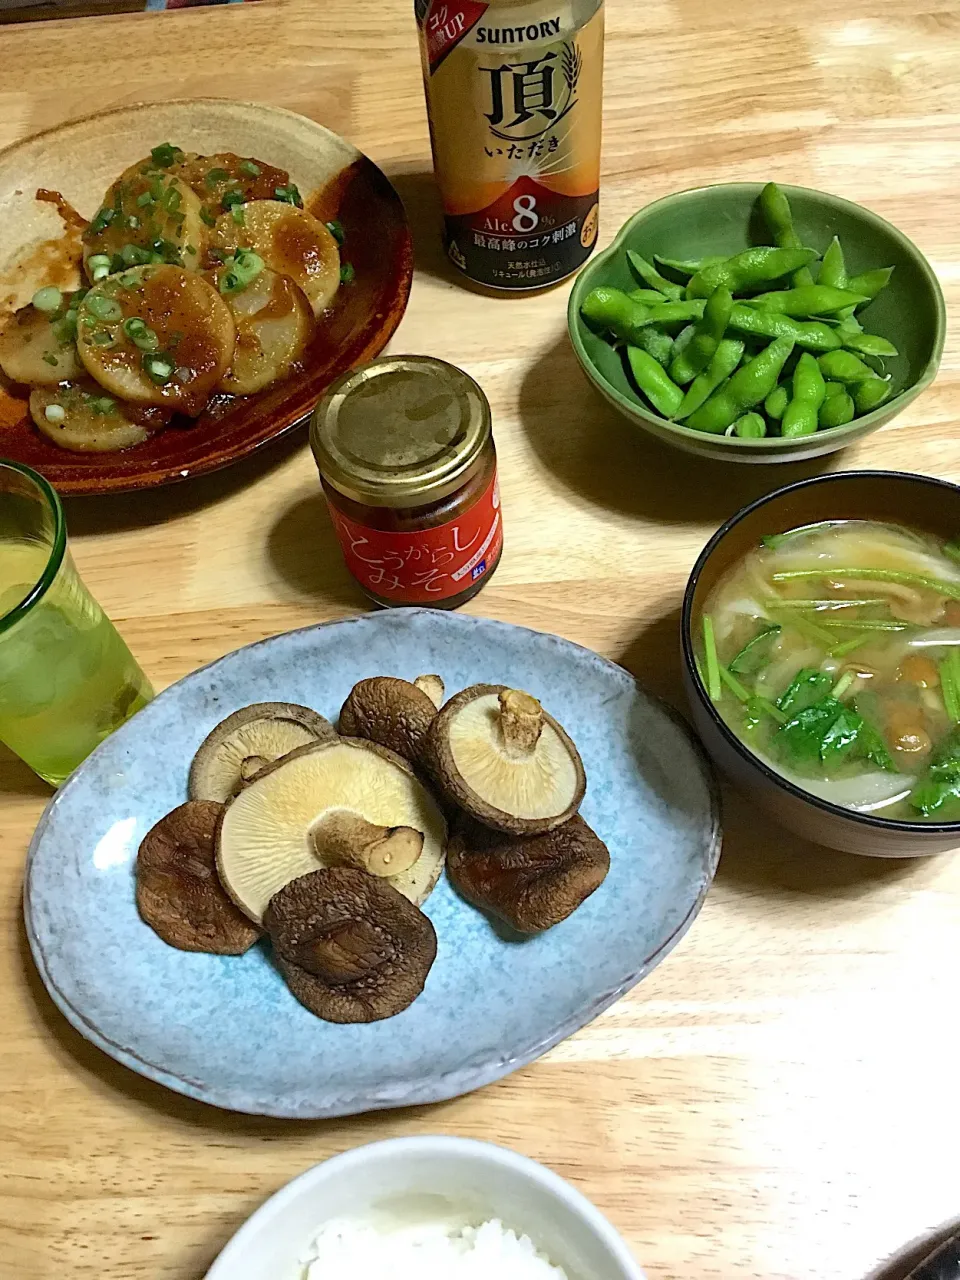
[0,460,153,786]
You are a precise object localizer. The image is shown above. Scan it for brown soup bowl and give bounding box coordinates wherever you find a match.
[681,471,960,857]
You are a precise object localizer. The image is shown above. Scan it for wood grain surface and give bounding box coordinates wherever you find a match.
[2,1,960,1277]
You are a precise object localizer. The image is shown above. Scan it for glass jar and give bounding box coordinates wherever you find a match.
[310,356,503,609]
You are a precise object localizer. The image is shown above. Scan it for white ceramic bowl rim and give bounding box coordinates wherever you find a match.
[206,1136,646,1279]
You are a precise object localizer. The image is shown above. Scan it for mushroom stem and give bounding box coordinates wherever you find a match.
[239,754,268,783]
[414,674,445,709]
[312,811,424,878]
[498,689,544,757]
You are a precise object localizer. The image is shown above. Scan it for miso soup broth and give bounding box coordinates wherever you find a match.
[697,519,960,822]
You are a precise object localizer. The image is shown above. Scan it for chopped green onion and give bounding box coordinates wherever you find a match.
[132,327,159,352]
[164,186,182,213]
[119,269,143,288]
[325,219,345,245]
[340,262,355,284]
[123,317,146,336]
[702,615,722,703]
[71,287,89,304]
[91,396,116,414]
[32,286,63,313]
[52,314,77,345]
[231,205,245,226]
[136,191,156,208]
[771,567,960,601]
[121,243,152,266]
[199,207,217,228]
[829,633,875,659]
[184,244,197,256]
[89,206,115,233]
[205,167,230,187]
[110,254,126,274]
[832,671,857,699]
[940,653,960,723]
[86,294,123,322]
[42,353,59,366]
[218,248,265,294]
[93,330,116,347]
[126,214,140,230]
[150,142,183,169]
[239,160,261,177]
[143,353,174,384]
[273,183,302,206]
[149,176,165,202]
[44,403,66,423]
[717,665,786,723]
[221,189,245,210]
[88,253,111,272]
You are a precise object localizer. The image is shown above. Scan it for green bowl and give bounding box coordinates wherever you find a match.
[568,183,946,464]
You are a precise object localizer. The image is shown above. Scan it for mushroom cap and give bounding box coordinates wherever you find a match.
[136,800,260,954]
[188,702,335,804]
[264,867,437,1022]
[448,813,610,934]
[425,684,586,835]
[338,676,439,764]
[216,737,447,923]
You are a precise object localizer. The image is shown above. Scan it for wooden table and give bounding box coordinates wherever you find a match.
[3,1,960,1276]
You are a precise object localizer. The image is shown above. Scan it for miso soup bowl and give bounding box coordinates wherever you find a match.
[681,471,960,857]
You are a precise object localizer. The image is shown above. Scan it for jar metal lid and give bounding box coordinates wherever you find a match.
[310,356,492,508]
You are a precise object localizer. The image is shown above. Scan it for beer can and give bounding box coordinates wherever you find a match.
[415,0,604,291]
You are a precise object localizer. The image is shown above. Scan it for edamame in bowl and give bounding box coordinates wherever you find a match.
[568,183,945,464]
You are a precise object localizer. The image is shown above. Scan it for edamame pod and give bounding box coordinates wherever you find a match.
[853,378,893,414]
[730,411,767,439]
[764,384,789,420]
[654,254,726,277]
[580,287,652,345]
[781,352,826,438]
[626,346,685,417]
[626,251,684,300]
[759,182,815,287]
[674,338,746,420]
[685,337,795,433]
[846,267,894,300]
[729,306,841,352]
[669,286,734,385]
[818,236,848,290]
[817,349,882,383]
[819,392,855,428]
[687,247,819,299]
[632,326,674,367]
[840,330,899,359]
[747,285,869,317]
[823,380,846,399]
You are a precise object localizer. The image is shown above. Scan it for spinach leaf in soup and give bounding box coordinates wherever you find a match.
[909,729,960,817]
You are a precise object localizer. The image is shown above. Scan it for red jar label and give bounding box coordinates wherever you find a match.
[328,470,503,603]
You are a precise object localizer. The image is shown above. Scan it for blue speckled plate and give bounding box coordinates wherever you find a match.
[24,610,721,1119]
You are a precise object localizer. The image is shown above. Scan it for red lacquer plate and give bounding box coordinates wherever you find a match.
[0,99,413,495]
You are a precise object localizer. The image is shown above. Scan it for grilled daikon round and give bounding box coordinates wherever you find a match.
[211,261,314,395]
[30,379,170,452]
[83,171,206,283]
[0,296,82,386]
[213,201,340,316]
[76,265,236,416]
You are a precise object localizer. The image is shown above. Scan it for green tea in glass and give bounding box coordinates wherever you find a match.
[0,460,153,786]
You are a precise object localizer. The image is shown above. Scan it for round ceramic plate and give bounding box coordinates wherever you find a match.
[0,99,412,495]
[24,610,721,1119]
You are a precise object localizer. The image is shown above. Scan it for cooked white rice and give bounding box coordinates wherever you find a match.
[301,1216,568,1278]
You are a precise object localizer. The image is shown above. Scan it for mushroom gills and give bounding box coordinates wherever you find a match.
[448,813,610,934]
[264,867,437,1023]
[427,684,586,834]
[188,701,335,804]
[216,737,447,922]
[136,800,260,954]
